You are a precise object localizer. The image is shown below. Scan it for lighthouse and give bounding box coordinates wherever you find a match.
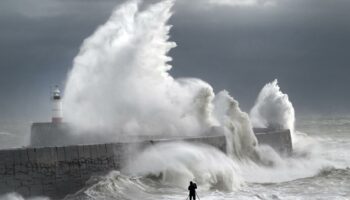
[52,85,63,123]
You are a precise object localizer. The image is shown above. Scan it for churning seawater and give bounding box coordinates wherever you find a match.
[53,116,349,200]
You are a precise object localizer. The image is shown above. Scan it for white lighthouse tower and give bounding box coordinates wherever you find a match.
[51,85,63,123]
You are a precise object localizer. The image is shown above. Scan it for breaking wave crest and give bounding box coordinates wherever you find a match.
[59,0,346,199]
[250,79,295,135]
[64,141,244,200]
[63,0,258,159]
[123,142,243,190]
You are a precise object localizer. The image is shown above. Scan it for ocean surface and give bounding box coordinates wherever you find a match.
[69,116,350,200]
[1,116,349,200]
[68,116,350,200]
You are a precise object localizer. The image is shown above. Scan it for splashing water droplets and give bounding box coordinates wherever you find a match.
[250,79,295,136]
[63,0,258,159]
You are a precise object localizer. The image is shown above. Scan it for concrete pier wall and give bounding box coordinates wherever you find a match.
[0,135,226,199]
[0,123,292,198]
[30,123,292,155]
[254,128,292,155]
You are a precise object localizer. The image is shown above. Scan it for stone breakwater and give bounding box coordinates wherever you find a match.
[0,136,227,199]
[0,129,291,199]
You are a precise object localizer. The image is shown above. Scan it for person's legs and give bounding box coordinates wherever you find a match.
[189,194,196,200]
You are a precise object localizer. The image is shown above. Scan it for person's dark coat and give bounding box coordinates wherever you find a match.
[188,181,197,200]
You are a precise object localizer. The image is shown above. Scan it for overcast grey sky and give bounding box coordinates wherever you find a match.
[0,0,349,138]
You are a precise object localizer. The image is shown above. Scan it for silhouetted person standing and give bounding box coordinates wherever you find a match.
[188,181,197,200]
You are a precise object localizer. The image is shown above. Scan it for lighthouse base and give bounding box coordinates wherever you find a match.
[51,117,63,123]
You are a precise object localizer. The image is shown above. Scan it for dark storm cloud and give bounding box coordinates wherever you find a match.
[170,0,350,114]
[0,0,349,138]
[0,0,123,138]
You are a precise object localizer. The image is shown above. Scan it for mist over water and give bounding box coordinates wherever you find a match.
[63,0,258,158]
[0,193,48,200]
[250,79,295,135]
[64,0,214,137]
[61,0,262,197]
[123,142,243,190]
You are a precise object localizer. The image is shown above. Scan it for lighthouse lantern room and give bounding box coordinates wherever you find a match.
[52,85,63,123]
